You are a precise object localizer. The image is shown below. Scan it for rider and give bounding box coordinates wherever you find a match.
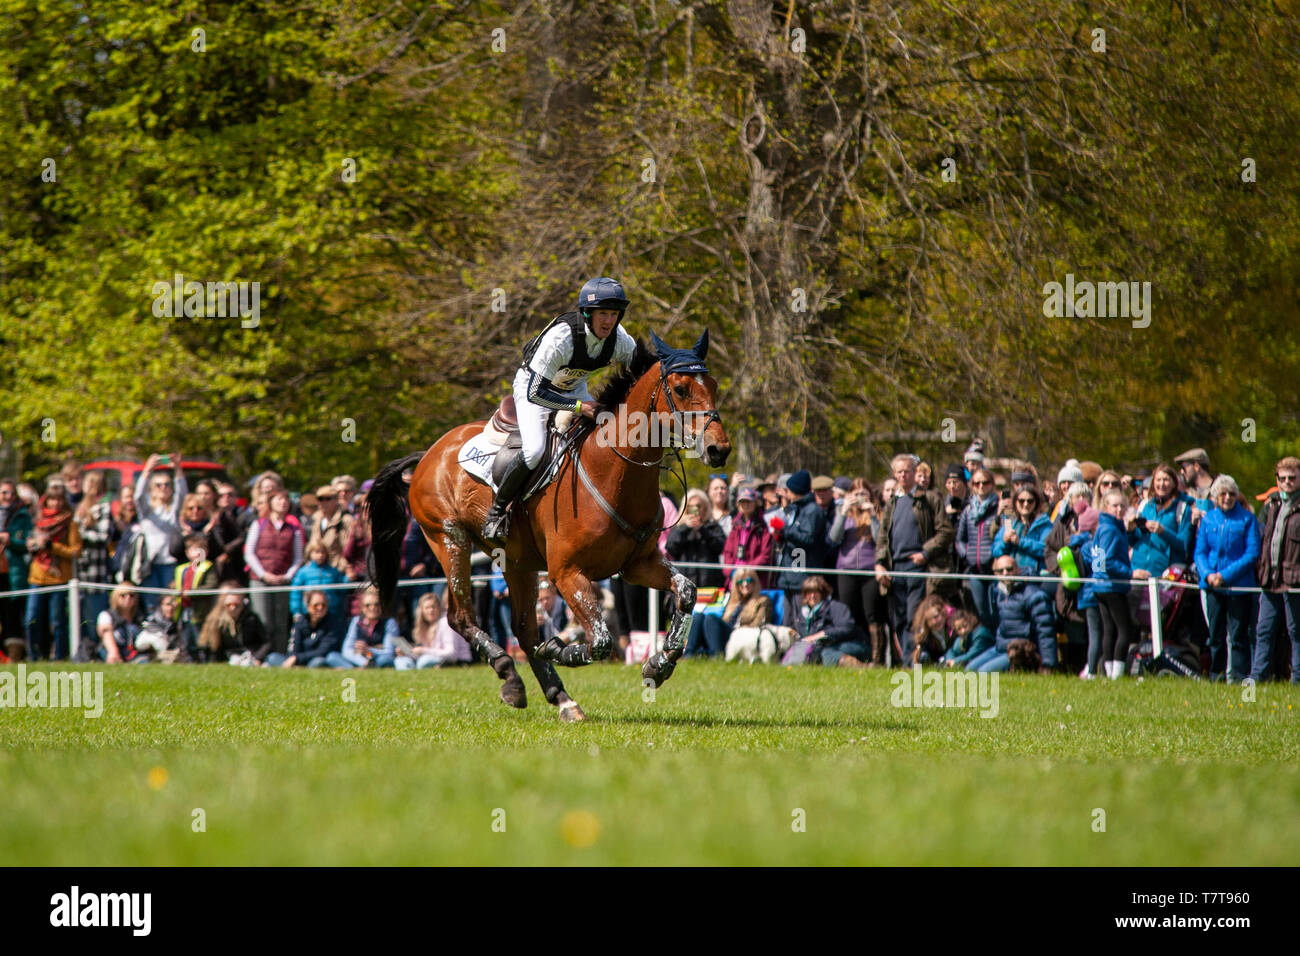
[482,276,638,539]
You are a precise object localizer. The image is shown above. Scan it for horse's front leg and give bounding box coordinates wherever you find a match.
[621,550,695,688]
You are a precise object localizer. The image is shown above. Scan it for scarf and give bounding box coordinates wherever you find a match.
[801,599,825,632]
[32,500,72,575]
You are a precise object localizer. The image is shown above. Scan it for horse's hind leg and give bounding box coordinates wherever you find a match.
[435,521,526,708]
[507,565,585,722]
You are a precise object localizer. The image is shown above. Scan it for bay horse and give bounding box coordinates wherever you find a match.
[367,330,731,721]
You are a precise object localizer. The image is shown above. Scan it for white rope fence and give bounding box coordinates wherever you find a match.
[2,559,1263,662]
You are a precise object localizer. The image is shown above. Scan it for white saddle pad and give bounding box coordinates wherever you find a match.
[456,410,576,491]
[457,428,503,491]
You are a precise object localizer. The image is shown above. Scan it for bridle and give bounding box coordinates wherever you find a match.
[572,360,722,543]
[602,363,720,469]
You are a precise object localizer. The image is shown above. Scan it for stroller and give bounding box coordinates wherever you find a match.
[1126,566,1207,677]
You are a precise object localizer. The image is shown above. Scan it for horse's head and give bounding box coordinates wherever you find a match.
[650,329,732,469]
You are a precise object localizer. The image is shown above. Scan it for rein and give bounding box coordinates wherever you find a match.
[568,363,715,545]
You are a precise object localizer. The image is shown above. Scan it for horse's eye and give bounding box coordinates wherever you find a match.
[674,385,688,399]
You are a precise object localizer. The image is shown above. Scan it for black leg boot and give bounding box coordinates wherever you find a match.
[482,453,535,540]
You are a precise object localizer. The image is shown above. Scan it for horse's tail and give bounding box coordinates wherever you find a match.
[365,451,425,613]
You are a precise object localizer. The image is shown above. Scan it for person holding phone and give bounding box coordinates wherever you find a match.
[828,481,887,664]
[665,489,726,588]
[134,452,188,612]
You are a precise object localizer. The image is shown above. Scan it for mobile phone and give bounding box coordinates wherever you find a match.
[158,455,171,465]
[1000,490,1011,500]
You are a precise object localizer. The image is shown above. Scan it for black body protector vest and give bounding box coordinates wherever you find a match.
[521,311,619,387]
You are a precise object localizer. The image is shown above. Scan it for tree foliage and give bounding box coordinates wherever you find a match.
[1,0,1296,493]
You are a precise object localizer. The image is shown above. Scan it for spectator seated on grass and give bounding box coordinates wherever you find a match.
[409,590,472,668]
[134,592,191,663]
[328,586,400,669]
[965,557,1055,673]
[942,611,992,668]
[96,585,143,663]
[267,590,341,668]
[197,582,273,665]
[685,565,773,658]
[909,594,960,665]
[785,574,869,668]
[290,540,347,625]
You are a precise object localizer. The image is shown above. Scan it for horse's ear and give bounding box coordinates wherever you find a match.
[693,328,709,360]
[650,330,670,359]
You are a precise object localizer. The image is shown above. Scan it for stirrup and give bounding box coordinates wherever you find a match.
[482,503,511,540]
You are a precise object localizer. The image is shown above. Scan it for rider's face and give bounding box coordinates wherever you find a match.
[588,309,619,338]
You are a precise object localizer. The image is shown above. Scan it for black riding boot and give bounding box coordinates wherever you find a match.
[482,453,535,539]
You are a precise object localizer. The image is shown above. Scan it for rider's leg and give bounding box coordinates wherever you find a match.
[482,390,547,539]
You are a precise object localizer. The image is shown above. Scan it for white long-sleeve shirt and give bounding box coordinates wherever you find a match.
[134,468,189,567]
[525,318,637,397]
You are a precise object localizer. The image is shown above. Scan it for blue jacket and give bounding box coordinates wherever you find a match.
[776,493,829,590]
[1087,512,1132,594]
[1129,494,1194,575]
[289,560,347,618]
[991,583,1055,651]
[1068,530,1097,609]
[955,494,1001,571]
[1194,503,1261,590]
[945,623,994,666]
[992,512,1053,575]
[287,614,344,666]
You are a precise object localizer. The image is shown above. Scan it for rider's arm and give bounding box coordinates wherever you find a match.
[525,326,582,411]
[525,370,580,412]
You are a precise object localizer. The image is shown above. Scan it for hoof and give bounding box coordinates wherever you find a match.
[500,674,528,709]
[558,700,586,722]
[641,653,677,688]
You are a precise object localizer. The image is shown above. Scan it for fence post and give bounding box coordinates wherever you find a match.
[68,579,82,661]
[1147,577,1162,658]
[648,584,661,653]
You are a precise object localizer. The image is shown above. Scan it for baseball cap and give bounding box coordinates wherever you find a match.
[811,475,834,491]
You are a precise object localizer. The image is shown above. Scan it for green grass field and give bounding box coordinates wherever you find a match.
[2,660,1297,865]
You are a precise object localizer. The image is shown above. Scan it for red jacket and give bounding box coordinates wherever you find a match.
[722,514,775,588]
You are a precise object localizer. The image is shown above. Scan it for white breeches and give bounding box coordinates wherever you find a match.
[512,368,591,468]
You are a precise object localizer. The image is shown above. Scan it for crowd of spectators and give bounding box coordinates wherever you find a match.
[1,442,1297,683]
[663,442,1298,684]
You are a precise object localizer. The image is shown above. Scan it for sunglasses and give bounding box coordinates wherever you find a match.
[737,578,756,585]
[710,473,727,480]
[1277,474,1299,482]
[970,479,990,486]
[1016,498,1035,505]
[1099,480,1118,488]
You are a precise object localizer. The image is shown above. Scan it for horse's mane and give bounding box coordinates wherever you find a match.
[591,338,657,408]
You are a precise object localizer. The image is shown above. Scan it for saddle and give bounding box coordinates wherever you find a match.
[458,395,582,496]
